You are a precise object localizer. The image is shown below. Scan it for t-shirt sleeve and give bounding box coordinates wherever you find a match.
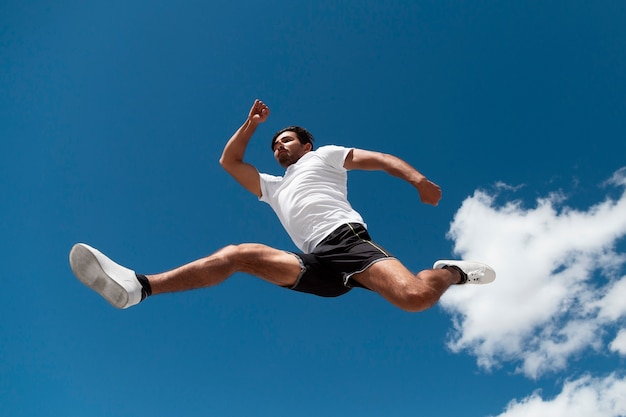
[258,172,282,203]
[317,145,353,170]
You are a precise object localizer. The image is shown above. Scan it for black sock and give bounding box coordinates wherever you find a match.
[445,265,468,285]
[136,274,152,301]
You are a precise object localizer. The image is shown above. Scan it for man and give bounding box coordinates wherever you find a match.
[70,99,495,311]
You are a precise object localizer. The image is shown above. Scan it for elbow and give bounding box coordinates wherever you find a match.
[219,156,237,175]
[219,154,230,170]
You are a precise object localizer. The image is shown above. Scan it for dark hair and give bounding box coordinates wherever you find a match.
[271,126,315,150]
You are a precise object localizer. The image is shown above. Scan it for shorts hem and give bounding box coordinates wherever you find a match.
[285,251,306,290]
[343,256,397,288]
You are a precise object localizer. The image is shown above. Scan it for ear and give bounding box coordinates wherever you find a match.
[304,142,313,152]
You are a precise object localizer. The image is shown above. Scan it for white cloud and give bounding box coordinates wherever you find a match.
[609,329,626,356]
[493,373,626,417]
[595,276,626,322]
[440,167,626,378]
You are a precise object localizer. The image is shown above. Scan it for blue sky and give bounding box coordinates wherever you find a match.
[2,1,626,416]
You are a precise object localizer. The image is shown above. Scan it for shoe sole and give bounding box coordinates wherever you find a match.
[69,243,129,309]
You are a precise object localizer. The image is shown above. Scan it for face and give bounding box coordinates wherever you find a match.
[272,131,312,168]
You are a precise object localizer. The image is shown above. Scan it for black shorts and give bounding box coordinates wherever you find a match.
[287,223,396,297]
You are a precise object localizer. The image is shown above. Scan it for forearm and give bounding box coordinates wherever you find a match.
[347,150,425,186]
[382,154,441,205]
[345,149,441,205]
[219,119,258,166]
[377,153,427,188]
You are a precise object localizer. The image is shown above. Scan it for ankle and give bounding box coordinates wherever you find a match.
[444,265,468,285]
[136,274,152,300]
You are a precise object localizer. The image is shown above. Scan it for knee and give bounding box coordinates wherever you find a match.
[394,273,441,313]
[217,243,264,272]
[216,244,239,259]
[396,288,436,313]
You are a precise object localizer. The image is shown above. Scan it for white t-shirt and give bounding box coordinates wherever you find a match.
[259,145,365,253]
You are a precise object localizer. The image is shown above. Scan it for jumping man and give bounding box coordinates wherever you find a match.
[69,99,495,311]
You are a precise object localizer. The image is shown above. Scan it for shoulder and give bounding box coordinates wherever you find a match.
[316,144,350,153]
[314,145,353,161]
[259,172,282,183]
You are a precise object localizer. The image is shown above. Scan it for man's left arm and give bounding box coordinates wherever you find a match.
[343,148,442,206]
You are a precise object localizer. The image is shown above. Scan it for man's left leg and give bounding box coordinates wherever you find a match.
[350,259,463,312]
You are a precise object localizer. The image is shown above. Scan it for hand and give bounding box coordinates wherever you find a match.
[248,99,270,125]
[416,178,442,206]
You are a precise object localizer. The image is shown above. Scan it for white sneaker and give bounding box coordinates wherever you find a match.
[433,260,496,284]
[69,243,143,309]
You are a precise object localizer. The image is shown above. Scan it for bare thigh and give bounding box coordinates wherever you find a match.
[230,243,303,287]
[149,243,303,294]
[351,259,454,312]
[351,259,416,299]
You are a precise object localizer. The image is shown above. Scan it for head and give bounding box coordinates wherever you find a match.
[271,126,315,168]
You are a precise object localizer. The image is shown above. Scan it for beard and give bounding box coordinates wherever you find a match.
[277,151,299,168]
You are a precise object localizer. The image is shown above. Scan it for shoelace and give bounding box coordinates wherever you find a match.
[467,267,486,282]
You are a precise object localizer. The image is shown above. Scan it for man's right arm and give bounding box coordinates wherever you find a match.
[219,100,269,197]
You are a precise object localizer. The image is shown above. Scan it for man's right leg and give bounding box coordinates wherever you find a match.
[69,243,302,309]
